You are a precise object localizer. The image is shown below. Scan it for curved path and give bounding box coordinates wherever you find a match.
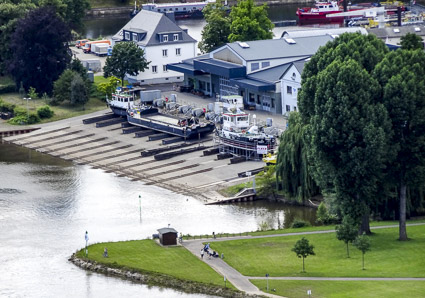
[182,223,425,297]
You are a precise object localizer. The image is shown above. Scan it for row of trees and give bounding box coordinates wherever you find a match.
[276,33,425,241]
[1,0,90,94]
[198,0,274,53]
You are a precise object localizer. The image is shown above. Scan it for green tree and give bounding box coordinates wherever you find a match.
[316,202,329,224]
[53,69,76,104]
[70,74,88,108]
[228,0,274,42]
[8,6,71,95]
[400,33,424,50]
[256,165,277,200]
[276,112,319,202]
[70,58,88,81]
[373,49,425,241]
[336,216,358,258]
[198,0,230,53]
[97,76,122,100]
[298,33,391,234]
[353,233,371,270]
[103,42,150,86]
[291,237,315,272]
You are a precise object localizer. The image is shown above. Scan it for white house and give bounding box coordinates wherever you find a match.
[280,61,304,115]
[112,10,196,85]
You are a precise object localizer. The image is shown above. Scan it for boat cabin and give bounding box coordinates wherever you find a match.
[222,112,250,132]
[311,1,339,12]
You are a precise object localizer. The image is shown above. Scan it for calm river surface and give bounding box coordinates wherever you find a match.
[82,4,340,40]
[0,142,316,297]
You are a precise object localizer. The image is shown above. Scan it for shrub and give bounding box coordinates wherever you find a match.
[0,99,15,112]
[291,219,311,228]
[37,105,54,119]
[0,84,16,94]
[8,112,40,125]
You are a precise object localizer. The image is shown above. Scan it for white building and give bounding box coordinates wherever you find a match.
[280,61,304,115]
[112,10,196,85]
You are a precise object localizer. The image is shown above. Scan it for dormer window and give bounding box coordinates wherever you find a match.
[132,33,138,41]
[173,34,179,41]
[124,32,130,40]
[163,35,168,42]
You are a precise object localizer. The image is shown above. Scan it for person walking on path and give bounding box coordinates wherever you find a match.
[200,249,204,259]
[84,231,89,256]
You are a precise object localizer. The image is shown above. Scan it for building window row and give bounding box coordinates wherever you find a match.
[162,48,181,56]
[152,65,170,73]
[251,61,270,72]
[161,34,180,42]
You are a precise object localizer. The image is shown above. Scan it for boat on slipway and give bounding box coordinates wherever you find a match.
[215,95,278,161]
[141,0,216,19]
[127,106,215,139]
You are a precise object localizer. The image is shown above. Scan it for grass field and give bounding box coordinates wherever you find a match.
[1,92,107,123]
[210,225,425,278]
[77,240,234,289]
[250,280,425,298]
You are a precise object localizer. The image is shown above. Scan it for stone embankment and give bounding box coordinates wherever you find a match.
[69,254,263,298]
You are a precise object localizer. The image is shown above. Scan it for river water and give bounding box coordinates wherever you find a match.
[82,4,340,41]
[0,142,316,297]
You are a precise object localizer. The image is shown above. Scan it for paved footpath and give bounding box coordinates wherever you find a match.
[182,223,425,297]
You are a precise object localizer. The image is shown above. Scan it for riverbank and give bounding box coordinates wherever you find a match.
[69,240,259,298]
[71,222,425,297]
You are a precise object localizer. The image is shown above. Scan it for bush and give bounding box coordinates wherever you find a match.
[0,84,16,94]
[13,106,27,117]
[37,105,54,119]
[0,99,15,112]
[8,112,40,125]
[291,219,311,228]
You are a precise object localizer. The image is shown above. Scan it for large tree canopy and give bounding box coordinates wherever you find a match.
[297,33,392,233]
[103,42,150,85]
[400,33,424,50]
[373,49,425,240]
[198,0,230,53]
[8,6,72,95]
[229,0,274,42]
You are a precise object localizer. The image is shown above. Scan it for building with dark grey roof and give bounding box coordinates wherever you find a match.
[112,10,196,85]
[168,35,333,114]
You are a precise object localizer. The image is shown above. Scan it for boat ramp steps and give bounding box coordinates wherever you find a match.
[237,168,264,177]
[32,133,95,151]
[203,148,219,156]
[162,137,184,145]
[148,133,172,141]
[89,148,143,164]
[42,136,107,154]
[3,126,68,142]
[206,188,257,205]
[57,140,121,158]
[122,126,144,134]
[141,142,193,157]
[96,117,127,128]
[144,167,213,185]
[230,156,246,164]
[121,122,133,128]
[75,144,133,162]
[217,152,233,160]
[82,113,115,124]
[154,145,210,161]
[134,130,162,138]
[23,130,83,146]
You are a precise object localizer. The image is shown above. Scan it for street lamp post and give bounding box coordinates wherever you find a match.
[24,97,31,122]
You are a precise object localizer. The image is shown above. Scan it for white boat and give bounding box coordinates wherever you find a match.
[107,88,137,116]
[215,95,277,161]
[142,0,216,19]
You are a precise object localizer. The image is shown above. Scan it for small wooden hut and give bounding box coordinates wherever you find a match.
[157,227,178,246]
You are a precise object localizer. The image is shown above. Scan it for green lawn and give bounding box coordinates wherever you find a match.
[77,240,234,289]
[211,225,425,277]
[0,92,107,123]
[250,280,425,298]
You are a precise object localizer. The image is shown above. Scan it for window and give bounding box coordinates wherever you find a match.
[251,63,259,71]
[183,7,186,10]
[163,65,168,72]
[176,48,181,55]
[173,34,179,41]
[132,33,138,41]
[157,9,160,12]
[124,32,130,40]
[286,105,290,112]
[163,35,168,42]
[162,49,168,57]
[271,98,275,108]
[262,61,270,68]
[287,86,292,94]
[294,106,297,111]
[152,65,157,73]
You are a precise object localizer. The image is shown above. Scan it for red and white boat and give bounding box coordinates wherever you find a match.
[296,1,365,23]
